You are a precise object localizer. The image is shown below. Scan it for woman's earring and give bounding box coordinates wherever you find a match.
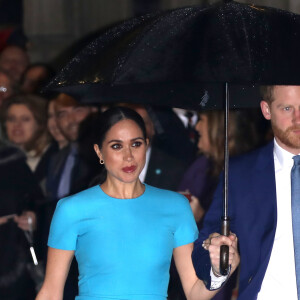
[100,159,104,165]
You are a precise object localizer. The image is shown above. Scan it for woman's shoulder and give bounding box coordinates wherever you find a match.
[57,185,101,208]
[145,184,188,204]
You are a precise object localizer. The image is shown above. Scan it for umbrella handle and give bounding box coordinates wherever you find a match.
[220,217,230,275]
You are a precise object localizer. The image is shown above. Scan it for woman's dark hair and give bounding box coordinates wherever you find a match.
[96,106,147,149]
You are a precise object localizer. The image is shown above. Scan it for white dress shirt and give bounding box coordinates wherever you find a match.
[257,138,298,299]
[172,108,198,128]
[139,146,151,183]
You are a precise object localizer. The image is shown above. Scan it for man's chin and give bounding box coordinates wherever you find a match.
[277,135,300,152]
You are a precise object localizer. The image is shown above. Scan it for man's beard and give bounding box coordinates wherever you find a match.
[272,121,300,150]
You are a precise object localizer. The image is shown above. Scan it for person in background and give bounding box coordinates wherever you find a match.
[192,85,300,300]
[45,93,98,300]
[35,96,70,261]
[179,109,264,224]
[118,103,189,190]
[153,107,198,164]
[36,106,240,300]
[2,94,55,193]
[170,109,263,300]
[47,96,68,150]
[21,63,56,94]
[0,141,43,300]
[46,93,98,202]
[0,45,29,84]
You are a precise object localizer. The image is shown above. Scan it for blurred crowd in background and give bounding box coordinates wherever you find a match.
[0,14,273,300]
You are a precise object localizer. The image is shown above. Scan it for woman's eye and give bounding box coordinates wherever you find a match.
[132,141,142,147]
[111,144,122,150]
[283,106,291,111]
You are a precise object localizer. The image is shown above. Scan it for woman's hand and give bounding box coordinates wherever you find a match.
[202,232,240,276]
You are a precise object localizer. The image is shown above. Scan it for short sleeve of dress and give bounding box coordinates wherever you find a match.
[173,194,199,248]
[47,197,78,250]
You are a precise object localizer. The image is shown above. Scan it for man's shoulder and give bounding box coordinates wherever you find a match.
[230,141,274,169]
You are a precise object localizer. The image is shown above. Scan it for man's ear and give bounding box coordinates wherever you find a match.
[94,144,102,160]
[260,101,271,120]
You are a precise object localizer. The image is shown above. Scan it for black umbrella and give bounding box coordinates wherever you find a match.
[45,0,300,274]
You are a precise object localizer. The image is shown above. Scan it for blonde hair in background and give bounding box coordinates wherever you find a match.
[201,109,260,177]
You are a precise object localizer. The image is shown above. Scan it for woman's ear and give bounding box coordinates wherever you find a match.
[94,144,102,160]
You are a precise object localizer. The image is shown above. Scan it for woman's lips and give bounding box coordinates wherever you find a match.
[122,165,137,173]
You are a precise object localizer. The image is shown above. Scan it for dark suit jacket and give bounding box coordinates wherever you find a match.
[144,144,189,191]
[0,145,42,299]
[46,144,91,202]
[192,141,277,300]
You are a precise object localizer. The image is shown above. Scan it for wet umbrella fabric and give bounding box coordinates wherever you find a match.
[46,1,300,109]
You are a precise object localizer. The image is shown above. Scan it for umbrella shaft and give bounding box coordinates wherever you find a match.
[223,82,229,219]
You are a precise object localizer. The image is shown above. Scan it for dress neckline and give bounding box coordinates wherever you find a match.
[97,184,147,201]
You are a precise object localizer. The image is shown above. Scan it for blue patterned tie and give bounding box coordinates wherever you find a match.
[292,155,300,298]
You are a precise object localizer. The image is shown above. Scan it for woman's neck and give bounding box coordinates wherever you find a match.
[101,177,145,199]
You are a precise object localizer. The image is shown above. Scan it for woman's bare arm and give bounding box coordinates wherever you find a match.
[35,247,74,300]
[174,233,239,300]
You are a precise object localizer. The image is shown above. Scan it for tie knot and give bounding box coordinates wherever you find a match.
[293,155,300,166]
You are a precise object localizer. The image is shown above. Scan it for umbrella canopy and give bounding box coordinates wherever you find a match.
[45,0,300,274]
[46,0,300,109]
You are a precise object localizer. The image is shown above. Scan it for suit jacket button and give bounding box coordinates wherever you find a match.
[248,276,252,283]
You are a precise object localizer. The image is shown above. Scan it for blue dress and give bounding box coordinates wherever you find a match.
[48,184,198,300]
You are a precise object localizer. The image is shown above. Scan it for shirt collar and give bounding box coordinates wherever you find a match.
[273,138,298,170]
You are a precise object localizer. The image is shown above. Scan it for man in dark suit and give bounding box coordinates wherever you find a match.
[192,85,300,299]
[46,94,97,201]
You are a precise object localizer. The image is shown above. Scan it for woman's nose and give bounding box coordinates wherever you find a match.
[123,147,133,161]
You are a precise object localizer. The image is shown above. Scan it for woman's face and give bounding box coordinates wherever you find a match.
[5,104,38,148]
[47,101,67,145]
[195,114,211,154]
[94,119,148,184]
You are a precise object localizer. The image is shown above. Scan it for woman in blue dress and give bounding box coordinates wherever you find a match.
[36,107,239,300]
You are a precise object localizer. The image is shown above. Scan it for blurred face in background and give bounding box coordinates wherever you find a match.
[47,100,68,148]
[56,104,92,142]
[195,113,211,155]
[0,46,29,83]
[5,104,38,148]
[21,65,51,94]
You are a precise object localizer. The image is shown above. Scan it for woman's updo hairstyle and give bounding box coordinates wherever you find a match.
[97,106,147,149]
